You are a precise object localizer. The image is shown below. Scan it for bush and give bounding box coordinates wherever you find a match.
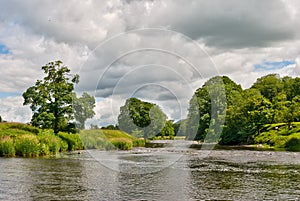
[58,132,84,151]
[285,137,300,151]
[110,139,132,150]
[0,136,15,157]
[15,134,40,157]
[133,138,145,147]
[38,133,62,155]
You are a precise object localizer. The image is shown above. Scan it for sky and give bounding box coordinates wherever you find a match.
[1,0,300,127]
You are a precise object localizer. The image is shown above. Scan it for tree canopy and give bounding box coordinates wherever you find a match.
[118,98,167,139]
[186,73,300,145]
[23,61,79,134]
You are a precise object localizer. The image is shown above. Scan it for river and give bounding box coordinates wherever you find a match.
[0,148,300,200]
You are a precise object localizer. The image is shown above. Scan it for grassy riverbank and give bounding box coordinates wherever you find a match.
[253,122,300,151]
[79,129,145,150]
[0,122,83,157]
[0,123,145,157]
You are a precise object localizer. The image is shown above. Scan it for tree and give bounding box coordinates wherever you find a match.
[73,92,96,129]
[0,115,2,122]
[251,74,283,102]
[118,98,167,139]
[186,76,235,141]
[23,61,79,134]
[160,120,175,137]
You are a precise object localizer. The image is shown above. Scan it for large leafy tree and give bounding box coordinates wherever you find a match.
[23,61,79,134]
[186,76,237,142]
[118,98,167,139]
[73,92,96,129]
[251,74,283,102]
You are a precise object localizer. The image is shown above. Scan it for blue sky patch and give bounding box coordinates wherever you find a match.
[255,60,295,71]
[0,43,11,54]
[0,92,21,98]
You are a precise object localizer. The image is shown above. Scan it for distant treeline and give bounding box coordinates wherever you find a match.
[116,74,300,145]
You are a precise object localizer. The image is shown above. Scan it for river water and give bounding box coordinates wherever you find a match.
[0,148,300,200]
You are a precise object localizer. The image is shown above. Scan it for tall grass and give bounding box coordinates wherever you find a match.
[0,136,15,157]
[79,130,110,150]
[58,132,84,151]
[79,129,141,150]
[15,134,40,157]
[38,133,64,155]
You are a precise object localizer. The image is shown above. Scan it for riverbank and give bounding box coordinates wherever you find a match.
[0,122,83,157]
[0,123,145,157]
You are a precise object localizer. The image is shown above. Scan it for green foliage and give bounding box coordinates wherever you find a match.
[0,136,15,157]
[118,98,167,139]
[186,76,235,141]
[38,132,63,154]
[73,92,96,129]
[22,61,79,134]
[160,120,175,137]
[252,74,283,102]
[254,123,300,150]
[0,115,2,122]
[79,129,142,150]
[8,123,39,134]
[110,139,132,150]
[15,134,40,157]
[58,132,84,151]
[79,129,110,150]
[285,137,300,151]
[0,123,85,157]
[132,138,145,147]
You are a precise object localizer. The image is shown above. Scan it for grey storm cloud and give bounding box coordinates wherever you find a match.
[125,0,297,48]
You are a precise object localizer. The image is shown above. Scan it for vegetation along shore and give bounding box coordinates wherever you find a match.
[1,61,300,157]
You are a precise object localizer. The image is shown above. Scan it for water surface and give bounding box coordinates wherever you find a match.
[0,149,300,200]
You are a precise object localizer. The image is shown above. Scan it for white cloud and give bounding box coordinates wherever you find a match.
[0,96,31,122]
[1,0,300,125]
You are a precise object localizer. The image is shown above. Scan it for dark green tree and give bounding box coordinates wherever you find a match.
[23,61,79,134]
[118,98,167,139]
[0,115,2,122]
[73,92,96,129]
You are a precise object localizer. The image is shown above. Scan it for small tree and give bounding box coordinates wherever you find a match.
[73,92,96,130]
[160,120,175,137]
[23,61,79,134]
[0,115,2,122]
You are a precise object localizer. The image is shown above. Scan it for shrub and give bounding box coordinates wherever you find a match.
[285,137,300,151]
[133,138,145,147]
[110,139,132,150]
[15,134,40,157]
[38,133,62,154]
[58,132,84,151]
[0,136,15,157]
[60,140,69,152]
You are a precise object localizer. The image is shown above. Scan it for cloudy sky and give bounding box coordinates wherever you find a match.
[1,0,300,126]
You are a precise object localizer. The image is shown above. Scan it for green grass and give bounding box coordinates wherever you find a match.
[0,122,84,157]
[0,136,15,157]
[254,122,300,151]
[0,122,147,156]
[79,129,143,150]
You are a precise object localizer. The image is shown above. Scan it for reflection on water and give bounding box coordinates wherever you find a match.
[0,149,300,200]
